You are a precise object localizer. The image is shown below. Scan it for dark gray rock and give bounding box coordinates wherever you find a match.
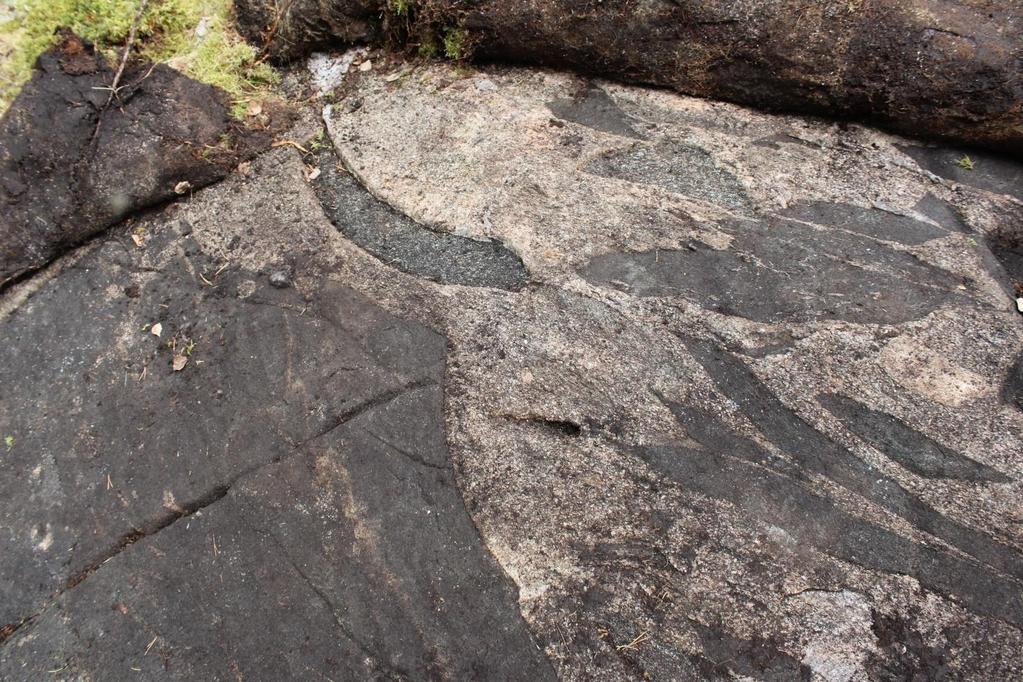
[548,85,646,140]
[780,202,949,246]
[1006,352,1023,413]
[899,146,1023,202]
[581,215,965,324]
[819,394,1010,482]
[585,140,753,212]
[0,215,551,679]
[0,32,276,288]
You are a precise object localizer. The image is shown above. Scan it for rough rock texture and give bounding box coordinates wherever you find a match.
[312,147,529,289]
[316,63,1023,679]
[234,0,1023,154]
[0,32,277,288]
[2,53,1023,678]
[235,0,380,61]
[0,149,553,680]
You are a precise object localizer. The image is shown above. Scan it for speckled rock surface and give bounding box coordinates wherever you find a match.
[1,55,1022,680]
[317,63,1023,679]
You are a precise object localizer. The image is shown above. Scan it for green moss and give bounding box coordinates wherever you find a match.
[956,154,976,171]
[307,128,327,152]
[0,0,277,116]
[442,27,469,60]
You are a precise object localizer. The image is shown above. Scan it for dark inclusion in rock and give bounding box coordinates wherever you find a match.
[780,201,949,245]
[581,211,965,324]
[547,85,646,140]
[899,145,1023,203]
[0,225,552,679]
[584,140,753,212]
[1005,353,1023,413]
[312,149,529,291]
[818,394,1009,482]
[637,339,1023,629]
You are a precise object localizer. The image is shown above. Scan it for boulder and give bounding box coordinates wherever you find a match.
[234,0,1023,154]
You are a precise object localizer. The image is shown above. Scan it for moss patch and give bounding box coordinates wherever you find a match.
[0,0,277,116]
[442,27,469,60]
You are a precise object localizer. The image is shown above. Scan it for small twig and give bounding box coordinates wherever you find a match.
[122,61,159,92]
[91,0,149,143]
[106,0,150,110]
[616,630,650,651]
[272,139,310,154]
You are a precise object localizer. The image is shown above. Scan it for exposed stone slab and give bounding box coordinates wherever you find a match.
[0,149,551,679]
[3,52,1023,680]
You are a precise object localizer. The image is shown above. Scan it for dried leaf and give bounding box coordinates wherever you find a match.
[359,60,373,72]
[172,355,188,371]
[150,323,163,338]
[131,233,144,247]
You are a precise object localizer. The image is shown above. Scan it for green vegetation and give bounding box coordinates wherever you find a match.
[417,34,439,59]
[0,0,277,116]
[442,27,469,60]
[956,154,976,171]
[4,435,13,451]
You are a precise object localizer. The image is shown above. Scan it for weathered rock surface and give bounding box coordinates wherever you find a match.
[0,149,553,680]
[312,148,529,289]
[235,0,1023,154]
[2,52,1023,680]
[0,32,277,288]
[315,62,1023,678]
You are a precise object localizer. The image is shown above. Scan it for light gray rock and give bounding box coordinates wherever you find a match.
[318,62,1023,679]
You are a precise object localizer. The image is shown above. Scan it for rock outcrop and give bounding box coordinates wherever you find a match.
[235,0,1023,154]
[2,38,1023,681]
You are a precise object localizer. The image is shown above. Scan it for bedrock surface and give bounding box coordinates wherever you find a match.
[1,57,1022,680]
